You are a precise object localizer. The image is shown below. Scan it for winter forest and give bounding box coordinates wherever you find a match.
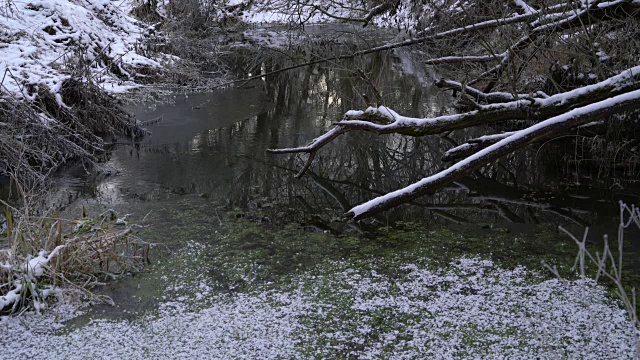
[1,0,640,358]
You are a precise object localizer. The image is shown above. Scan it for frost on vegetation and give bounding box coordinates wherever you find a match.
[1,255,636,359]
[0,0,161,98]
[1,209,152,315]
[0,246,64,314]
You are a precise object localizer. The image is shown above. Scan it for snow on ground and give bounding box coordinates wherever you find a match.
[0,0,160,99]
[1,254,636,359]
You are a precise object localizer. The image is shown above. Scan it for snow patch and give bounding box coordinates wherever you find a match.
[0,256,635,358]
[0,0,160,99]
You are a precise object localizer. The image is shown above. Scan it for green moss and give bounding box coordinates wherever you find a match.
[67,196,639,326]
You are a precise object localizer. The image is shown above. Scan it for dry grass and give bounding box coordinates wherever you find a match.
[545,202,640,356]
[0,201,155,315]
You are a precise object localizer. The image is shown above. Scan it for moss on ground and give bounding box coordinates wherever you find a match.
[67,196,640,324]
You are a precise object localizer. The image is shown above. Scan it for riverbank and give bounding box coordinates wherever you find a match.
[0,0,165,184]
[1,208,637,358]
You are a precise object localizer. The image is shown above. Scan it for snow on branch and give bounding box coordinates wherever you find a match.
[268,126,347,178]
[512,0,538,14]
[442,132,516,162]
[346,89,640,220]
[424,54,507,65]
[268,63,640,220]
[434,79,528,103]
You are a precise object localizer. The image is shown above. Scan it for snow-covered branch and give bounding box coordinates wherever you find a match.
[512,0,538,15]
[433,79,528,103]
[442,132,516,162]
[346,89,640,220]
[424,54,507,65]
[269,61,640,219]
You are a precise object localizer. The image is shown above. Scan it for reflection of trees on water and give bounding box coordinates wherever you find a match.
[220,54,632,232]
[111,49,638,234]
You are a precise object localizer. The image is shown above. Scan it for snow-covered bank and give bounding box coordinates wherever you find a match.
[0,0,164,184]
[1,254,636,359]
[0,0,160,98]
[0,210,152,316]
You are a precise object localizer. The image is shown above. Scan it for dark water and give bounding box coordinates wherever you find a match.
[53,45,638,242]
[40,27,640,323]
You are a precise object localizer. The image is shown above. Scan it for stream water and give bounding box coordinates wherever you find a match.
[47,37,638,320]
[68,40,639,239]
[2,26,640,358]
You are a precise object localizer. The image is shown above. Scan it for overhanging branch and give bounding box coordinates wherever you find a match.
[346,89,640,220]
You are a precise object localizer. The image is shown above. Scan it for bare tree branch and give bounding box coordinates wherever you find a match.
[469,0,640,88]
[346,89,640,220]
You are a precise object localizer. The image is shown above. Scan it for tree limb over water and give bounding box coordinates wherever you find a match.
[268,0,640,220]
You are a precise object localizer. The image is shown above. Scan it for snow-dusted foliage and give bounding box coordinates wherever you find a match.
[0,210,152,315]
[0,246,64,314]
[0,0,160,98]
[0,255,635,358]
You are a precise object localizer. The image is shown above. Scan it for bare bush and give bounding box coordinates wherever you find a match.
[0,67,147,186]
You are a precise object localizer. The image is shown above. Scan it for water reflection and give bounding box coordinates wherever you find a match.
[67,45,639,241]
